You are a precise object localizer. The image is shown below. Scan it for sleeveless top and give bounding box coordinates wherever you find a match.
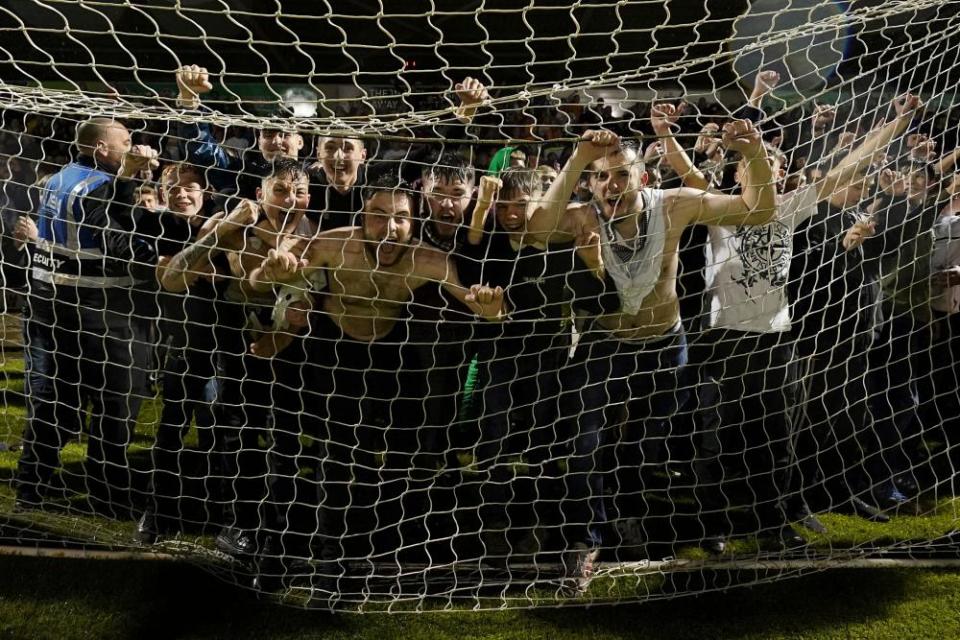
[597,187,667,315]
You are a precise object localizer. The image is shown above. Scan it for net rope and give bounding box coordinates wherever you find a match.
[0,0,958,612]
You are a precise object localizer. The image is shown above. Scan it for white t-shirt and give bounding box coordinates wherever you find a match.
[704,184,818,333]
[931,214,960,314]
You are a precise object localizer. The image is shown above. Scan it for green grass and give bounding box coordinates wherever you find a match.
[4,345,960,635]
[2,557,960,639]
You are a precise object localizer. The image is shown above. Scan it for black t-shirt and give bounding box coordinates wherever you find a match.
[791,200,880,351]
[138,209,225,351]
[307,165,365,230]
[476,230,618,355]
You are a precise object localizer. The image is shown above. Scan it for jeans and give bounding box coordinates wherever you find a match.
[17,292,151,505]
[148,345,219,521]
[561,325,688,548]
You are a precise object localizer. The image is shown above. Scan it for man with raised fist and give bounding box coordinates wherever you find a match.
[15,117,160,513]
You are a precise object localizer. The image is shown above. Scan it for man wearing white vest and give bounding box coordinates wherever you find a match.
[526,122,776,595]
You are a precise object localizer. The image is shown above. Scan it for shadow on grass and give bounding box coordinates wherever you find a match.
[1,554,955,640]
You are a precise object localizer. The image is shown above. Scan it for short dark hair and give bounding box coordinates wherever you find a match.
[586,138,641,172]
[263,156,308,184]
[160,162,206,188]
[498,167,538,197]
[362,170,414,208]
[422,152,476,186]
[75,117,122,155]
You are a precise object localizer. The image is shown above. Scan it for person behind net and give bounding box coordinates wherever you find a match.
[248,170,506,586]
[407,152,493,471]
[14,117,160,513]
[790,94,925,521]
[173,64,305,206]
[158,158,314,557]
[464,166,617,558]
[525,121,777,595]
[649,89,923,549]
[306,134,368,230]
[858,144,956,506]
[132,163,226,543]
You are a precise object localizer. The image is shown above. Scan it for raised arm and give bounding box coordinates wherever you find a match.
[936,147,960,177]
[748,70,781,111]
[81,145,161,281]
[174,65,234,171]
[526,129,619,239]
[159,199,258,293]
[453,76,490,124]
[817,93,923,201]
[467,174,500,245]
[650,102,710,191]
[674,119,776,227]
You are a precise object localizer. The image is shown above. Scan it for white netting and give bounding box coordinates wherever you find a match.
[1,0,960,612]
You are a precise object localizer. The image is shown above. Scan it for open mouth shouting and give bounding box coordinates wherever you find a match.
[376,237,403,264]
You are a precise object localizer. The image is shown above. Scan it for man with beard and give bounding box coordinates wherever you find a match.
[526,123,776,595]
[249,171,505,583]
[15,118,159,512]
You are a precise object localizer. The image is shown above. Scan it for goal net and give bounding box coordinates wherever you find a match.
[1,0,960,611]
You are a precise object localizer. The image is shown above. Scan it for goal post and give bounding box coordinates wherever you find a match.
[0,0,959,611]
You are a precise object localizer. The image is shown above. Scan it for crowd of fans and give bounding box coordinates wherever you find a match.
[3,65,960,596]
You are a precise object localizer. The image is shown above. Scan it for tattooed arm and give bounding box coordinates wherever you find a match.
[159,199,259,293]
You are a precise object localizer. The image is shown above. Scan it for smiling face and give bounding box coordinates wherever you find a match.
[258,128,304,162]
[362,189,414,267]
[588,148,646,221]
[160,166,205,220]
[318,136,366,192]
[422,174,473,239]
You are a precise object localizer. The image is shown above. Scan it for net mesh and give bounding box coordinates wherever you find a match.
[0,0,959,612]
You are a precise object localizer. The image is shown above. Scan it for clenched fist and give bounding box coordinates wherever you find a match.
[721,119,762,157]
[119,145,160,179]
[573,129,620,164]
[176,64,213,109]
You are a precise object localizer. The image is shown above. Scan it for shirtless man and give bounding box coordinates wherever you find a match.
[525,121,776,594]
[249,171,504,575]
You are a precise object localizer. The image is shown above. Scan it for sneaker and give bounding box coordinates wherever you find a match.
[134,510,166,545]
[561,543,599,597]
[216,527,258,557]
[873,482,909,512]
[789,503,828,534]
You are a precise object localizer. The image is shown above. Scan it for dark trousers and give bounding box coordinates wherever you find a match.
[408,318,477,463]
[794,327,884,504]
[927,311,960,487]
[695,330,796,534]
[476,333,569,467]
[213,326,273,531]
[307,316,421,559]
[560,326,688,548]
[17,295,151,505]
[147,344,218,522]
[868,306,931,485]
